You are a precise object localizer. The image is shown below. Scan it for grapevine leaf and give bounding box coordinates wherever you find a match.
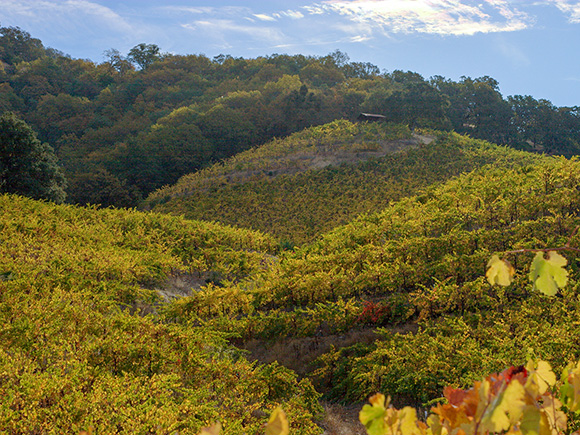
[426,414,444,435]
[519,405,544,435]
[359,404,385,425]
[486,255,515,286]
[398,407,422,435]
[265,407,289,435]
[526,360,557,396]
[480,380,525,433]
[560,362,580,412]
[369,393,386,408]
[360,393,387,435]
[529,251,568,296]
[540,396,567,433]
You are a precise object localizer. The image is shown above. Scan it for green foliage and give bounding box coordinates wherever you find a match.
[0,26,46,65]
[127,43,162,70]
[0,111,66,203]
[160,137,580,407]
[7,28,580,430]
[66,168,142,208]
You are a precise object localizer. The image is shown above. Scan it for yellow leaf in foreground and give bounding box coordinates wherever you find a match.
[526,360,557,396]
[360,393,388,435]
[266,407,289,435]
[486,255,515,286]
[398,407,424,435]
[480,379,525,433]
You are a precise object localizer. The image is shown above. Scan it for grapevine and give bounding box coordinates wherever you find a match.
[197,359,580,435]
[487,225,580,295]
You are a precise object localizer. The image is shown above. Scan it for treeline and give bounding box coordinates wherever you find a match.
[1,26,579,207]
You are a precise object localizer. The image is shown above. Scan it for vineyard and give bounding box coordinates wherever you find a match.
[0,195,320,434]
[159,135,580,412]
[4,118,580,433]
[147,121,542,245]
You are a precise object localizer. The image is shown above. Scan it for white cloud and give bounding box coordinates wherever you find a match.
[281,10,305,19]
[182,19,287,49]
[156,6,215,15]
[304,0,532,36]
[0,0,134,33]
[254,13,277,21]
[545,0,580,22]
[350,34,372,42]
[271,10,306,20]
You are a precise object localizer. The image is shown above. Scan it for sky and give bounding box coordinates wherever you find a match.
[1,0,580,107]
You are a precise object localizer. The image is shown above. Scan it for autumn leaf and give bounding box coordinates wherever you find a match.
[360,393,388,435]
[526,360,557,396]
[540,396,567,433]
[480,379,525,433]
[519,404,544,435]
[529,251,568,295]
[486,255,515,286]
[397,407,423,435]
[560,362,580,412]
[265,407,289,435]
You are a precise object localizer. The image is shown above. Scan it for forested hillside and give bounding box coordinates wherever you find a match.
[2,26,580,208]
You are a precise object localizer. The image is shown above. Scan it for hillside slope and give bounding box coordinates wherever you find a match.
[162,143,580,407]
[5,132,580,431]
[148,120,542,245]
[0,195,320,434]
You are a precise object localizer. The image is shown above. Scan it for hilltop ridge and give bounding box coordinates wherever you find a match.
[148,120,541,245]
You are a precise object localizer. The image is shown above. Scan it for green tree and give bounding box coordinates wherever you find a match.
[103,48,134,75]
[66,169,140,208]
[0,26,45,65]
[127,43,162,70]
[32,93,94,144]
[0,112,66,202]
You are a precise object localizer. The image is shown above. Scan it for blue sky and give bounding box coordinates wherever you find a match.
[1,0,580,107]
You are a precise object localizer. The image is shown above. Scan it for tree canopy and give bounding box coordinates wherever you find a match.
[1,29,580,208]
[0,111,66,202]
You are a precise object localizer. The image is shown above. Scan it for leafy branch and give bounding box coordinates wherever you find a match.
[487,225,579,295]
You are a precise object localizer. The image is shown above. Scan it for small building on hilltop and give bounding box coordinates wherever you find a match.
[357,113,387,122]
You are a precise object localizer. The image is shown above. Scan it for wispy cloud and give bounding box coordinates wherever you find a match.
[254,14,277,22]
[494,36,531,67]
[276,10,305,20]
[304,0,532,36]
[156,6,214,15]
[182,19,286,50]
[0,0,134,34]
[544,0,580,22]
[251,9,305,22]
